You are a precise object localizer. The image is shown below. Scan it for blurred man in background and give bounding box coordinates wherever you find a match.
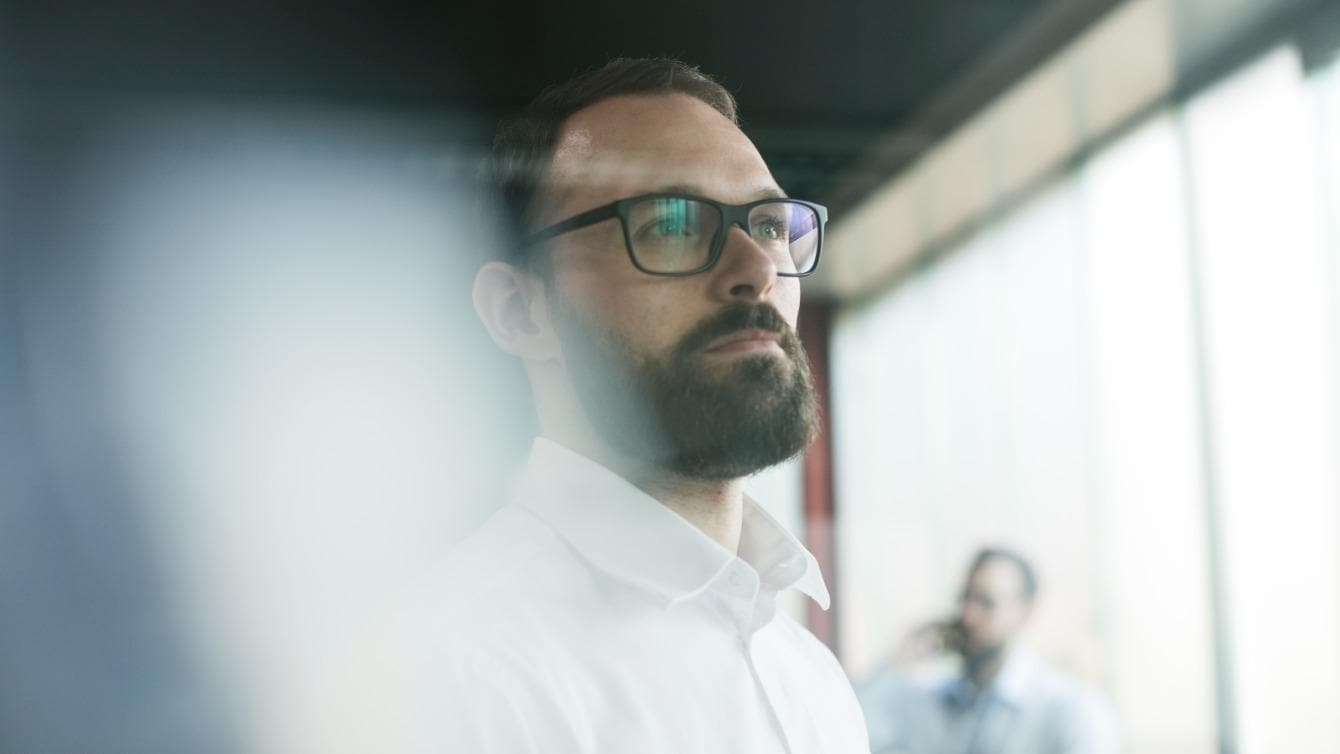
[857,547,1116,754]
[309,58,868,754]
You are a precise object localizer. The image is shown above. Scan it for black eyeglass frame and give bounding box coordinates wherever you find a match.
[521,193,828,277]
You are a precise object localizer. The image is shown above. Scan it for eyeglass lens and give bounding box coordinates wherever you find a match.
[626,197,819,274]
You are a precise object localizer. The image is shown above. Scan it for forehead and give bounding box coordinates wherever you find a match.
[968,558,1026,595]
[542,94,780,216]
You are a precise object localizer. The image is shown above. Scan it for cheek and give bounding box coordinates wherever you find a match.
[612,287,704,356]
[556,272,698,357]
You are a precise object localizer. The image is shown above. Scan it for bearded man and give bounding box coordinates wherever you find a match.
[313,58,868,754]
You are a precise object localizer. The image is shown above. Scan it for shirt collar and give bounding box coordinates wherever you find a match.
[942,648,1039,710]
[991,648,1041,707]
[513,437,830,610]
[738,494,830,608]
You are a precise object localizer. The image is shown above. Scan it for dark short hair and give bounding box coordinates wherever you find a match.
[480,57,739,264]
[968,547,1039,602]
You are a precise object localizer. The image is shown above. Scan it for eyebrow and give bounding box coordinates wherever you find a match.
[654,184,789,201]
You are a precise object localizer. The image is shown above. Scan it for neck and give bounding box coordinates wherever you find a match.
[544,441,750,554]
[537,429,746,553]
[532,381,748,553]
[632,472,745,553]
[596,446,747,554]
[964,647,1009,690]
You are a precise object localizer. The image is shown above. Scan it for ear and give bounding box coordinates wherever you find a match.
[472,261,561,362]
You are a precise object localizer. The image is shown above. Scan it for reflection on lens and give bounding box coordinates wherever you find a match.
[630,197,719,272]
[786,203,820,274]
[746,201,820,275]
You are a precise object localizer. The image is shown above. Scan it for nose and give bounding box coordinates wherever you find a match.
[708,224,779,303]
[960,602,981,628]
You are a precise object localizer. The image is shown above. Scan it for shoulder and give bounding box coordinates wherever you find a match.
[391,503,607,646]
[768,611,847,673]
[435,503,563,595]
[286,506,596,753]
[768,615,868,710]
[1030,661,1108,713]
[1025,660,1118,753]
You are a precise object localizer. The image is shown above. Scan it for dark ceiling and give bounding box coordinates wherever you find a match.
[4,0,1120,213]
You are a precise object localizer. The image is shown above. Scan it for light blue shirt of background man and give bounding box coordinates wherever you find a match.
[856,548,1117,754]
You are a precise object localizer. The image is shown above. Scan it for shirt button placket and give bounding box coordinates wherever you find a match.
[748,635,801,754]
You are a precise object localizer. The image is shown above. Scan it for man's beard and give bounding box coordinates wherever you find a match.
[550,295,819,480]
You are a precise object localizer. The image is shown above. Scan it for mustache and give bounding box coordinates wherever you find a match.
[674,303,797,358]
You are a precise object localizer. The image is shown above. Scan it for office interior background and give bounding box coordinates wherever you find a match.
[4,0,1339,752]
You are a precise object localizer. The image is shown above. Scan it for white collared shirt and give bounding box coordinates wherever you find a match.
[320,438,869,754]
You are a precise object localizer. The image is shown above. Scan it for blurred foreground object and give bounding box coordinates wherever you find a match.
[1,95,526,752]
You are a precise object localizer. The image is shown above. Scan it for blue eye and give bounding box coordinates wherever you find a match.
[652,217,693,236]
[754,218,785,240]
[751,212,789,242]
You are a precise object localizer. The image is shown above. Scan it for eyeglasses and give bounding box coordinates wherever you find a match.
[523,193,827,277]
